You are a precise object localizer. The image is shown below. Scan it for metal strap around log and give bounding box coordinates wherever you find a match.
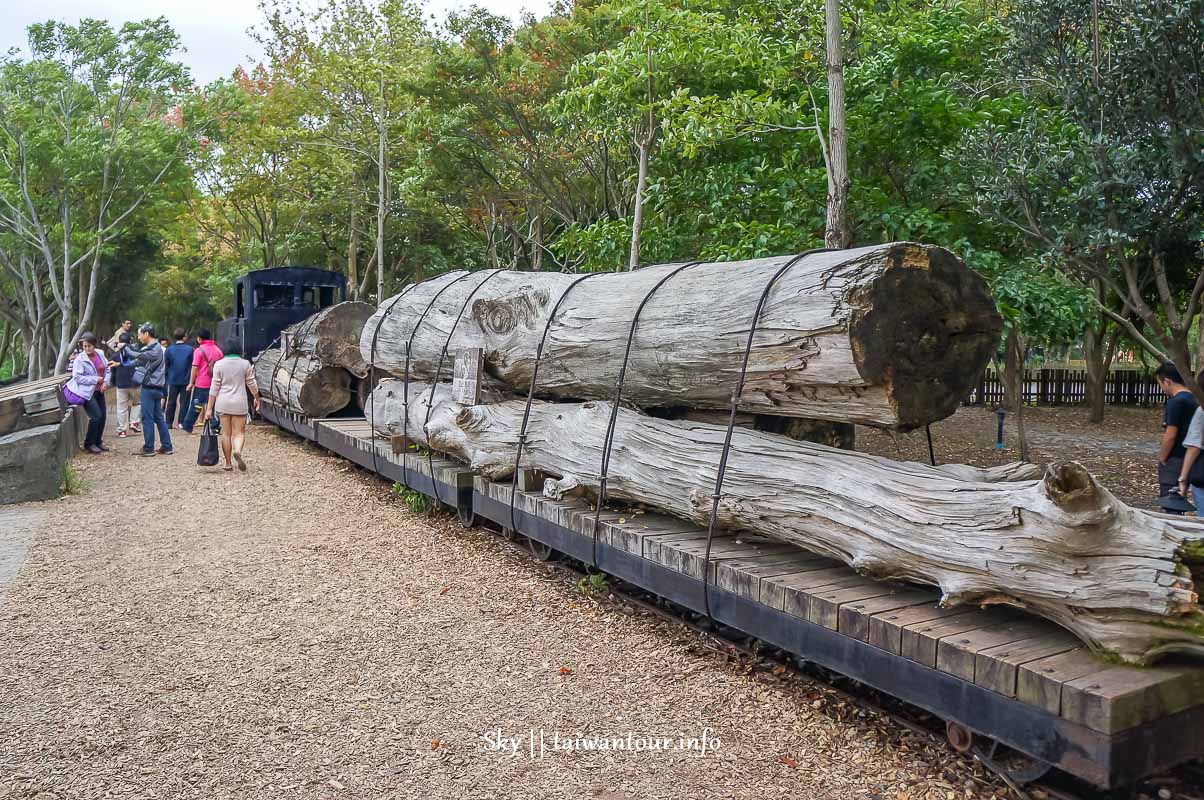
[264,334,291,431]
[926,424,937,466]
[508,272,602,538]
[280,312,326,436]
[401,271,476,490]
[367,282,421,478]
[700,248,835,622]
[589,261,703,568]
[422,269,505,507]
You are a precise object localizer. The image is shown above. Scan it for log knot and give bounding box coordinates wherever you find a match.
[472,285,550,337]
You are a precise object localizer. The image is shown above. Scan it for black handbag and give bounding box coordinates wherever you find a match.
[197,419,220,467]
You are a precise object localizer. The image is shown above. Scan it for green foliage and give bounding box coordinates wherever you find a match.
[954,0,1203,368]
[391,482,432,515]
[577,571,609,595]
[61,463,86,495]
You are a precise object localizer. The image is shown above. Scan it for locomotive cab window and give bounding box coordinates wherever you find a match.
[300,285,338,309]
[255,283,295,309]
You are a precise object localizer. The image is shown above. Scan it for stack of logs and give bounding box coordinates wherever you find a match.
[255,243,1204,664]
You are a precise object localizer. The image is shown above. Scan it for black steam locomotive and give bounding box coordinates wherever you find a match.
[217,267,347,361]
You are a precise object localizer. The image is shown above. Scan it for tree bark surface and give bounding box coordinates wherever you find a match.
[255,348,352,418]
[283,301,374,377]
[359,243,1002,431]
[368,379,1204,664]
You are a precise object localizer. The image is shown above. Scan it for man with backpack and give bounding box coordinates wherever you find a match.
[181,328,223,435]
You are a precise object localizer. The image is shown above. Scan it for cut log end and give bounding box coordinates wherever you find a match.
[849,244,1003,431]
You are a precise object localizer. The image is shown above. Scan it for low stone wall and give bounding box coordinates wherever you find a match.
[0,408,85,505]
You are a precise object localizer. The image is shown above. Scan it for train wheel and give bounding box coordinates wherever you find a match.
[457,505,477,529]
[501,527,515,542]
[527,537,556,562]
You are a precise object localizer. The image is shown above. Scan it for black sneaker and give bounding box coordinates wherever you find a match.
[136,448,156,457]
[95,443,111,452]
[86,444,103,454]
[158,447,174,455]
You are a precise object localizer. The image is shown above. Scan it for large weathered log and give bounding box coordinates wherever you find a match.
[359,243,1002,431]
[368,379,1203,663]
[284,301,374,377]
[254,348,352,417]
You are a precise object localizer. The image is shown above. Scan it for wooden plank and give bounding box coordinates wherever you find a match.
[936,618,1052,681]
[973,631,1080,697]
[900,609,1014,668]
[1016,649,1106,716]
[714,552,835,600]
[808,579,904,630]
[869,602,976,655]
[1062,665,1204,734]
[836,589,939,643]
[760,566,861,614]
[648,535,795,580]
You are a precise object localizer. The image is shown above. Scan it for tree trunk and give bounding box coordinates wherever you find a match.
[254,348,353,418]
[1005,328,1030,462]
[368,380,1204,664]
[376,75,387,306]
[1083,319,1108,424]
[281,301,375,378]
[824,0,852,250]
[347,201,360,301]
[360,243,1002,431]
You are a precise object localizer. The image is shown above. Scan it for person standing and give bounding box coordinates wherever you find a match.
[63,333,111,454]
[182,328,223,434]
[164,328,195,429]
[120,323,173,456]
[204,343,261,471]
[1155,362,1199,513]
[109,331,142,439]
[1177,372,1204,517]
[107,319,133,351]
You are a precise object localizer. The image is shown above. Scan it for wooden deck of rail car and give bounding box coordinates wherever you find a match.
[258,400,1204,789]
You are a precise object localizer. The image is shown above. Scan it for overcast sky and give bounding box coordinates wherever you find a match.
[1,0,553,86]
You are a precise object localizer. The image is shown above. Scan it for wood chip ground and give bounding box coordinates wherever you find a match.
[0,425,1087,799]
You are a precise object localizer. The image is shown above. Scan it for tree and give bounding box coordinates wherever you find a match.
[957,0,1204,405]
[0,19,199,374]
[823,0,850,249]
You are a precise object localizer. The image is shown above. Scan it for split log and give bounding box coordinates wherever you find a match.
[254,348,352,418]
[359,243,1003,431]
[368,379,1204,664]
[283,301,374,377]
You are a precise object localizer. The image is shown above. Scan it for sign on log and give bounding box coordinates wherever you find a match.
[453,348,483,406]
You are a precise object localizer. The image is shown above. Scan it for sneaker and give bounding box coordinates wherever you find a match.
[118,431,128,438]
[233,452,246,472]
[86,444,103,454]
[157,447,174,455]
[96,443,111,452]
[136,448,156,457]
[174,424,184,430]
[130,423,141,432]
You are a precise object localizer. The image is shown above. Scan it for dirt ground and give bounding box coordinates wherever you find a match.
[0,424,1023,800]
[858,404,1166,509]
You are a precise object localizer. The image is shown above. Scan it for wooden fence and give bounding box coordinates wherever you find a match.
[965,368,1162,407]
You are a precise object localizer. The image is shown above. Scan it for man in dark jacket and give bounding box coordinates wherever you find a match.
[117,323,173,456]
[164,328,195,429]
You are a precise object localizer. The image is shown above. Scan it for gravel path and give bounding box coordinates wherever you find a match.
[0,425,1012,800]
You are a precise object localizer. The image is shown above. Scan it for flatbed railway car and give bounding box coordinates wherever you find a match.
[258,399,1204,792]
